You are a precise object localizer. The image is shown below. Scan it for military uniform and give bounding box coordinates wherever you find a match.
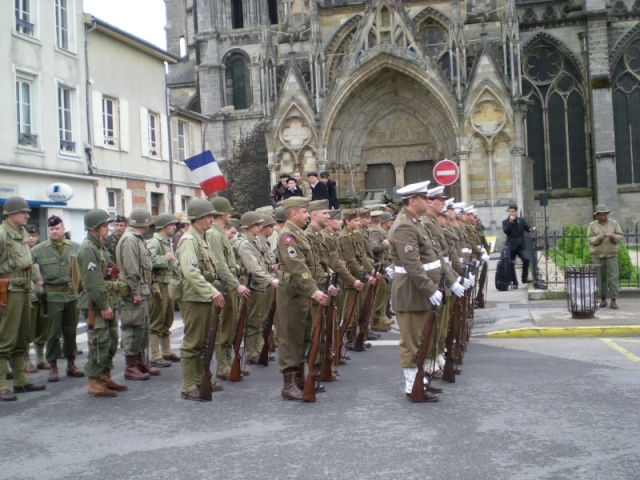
[368,218,391,329]
[104,233,121,264]
[31,232,83,381]
[146,230,178,365]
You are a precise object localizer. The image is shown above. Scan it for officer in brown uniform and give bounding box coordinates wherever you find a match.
[276,197,335,401]
[388,182,452,401]
[368,210,392,332]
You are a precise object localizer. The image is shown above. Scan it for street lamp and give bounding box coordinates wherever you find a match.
[201,105,235,152]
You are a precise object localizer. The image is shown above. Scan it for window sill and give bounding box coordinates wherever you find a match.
[12,31,41,45]
[15,146,45,156]
[54,46,77,59]
[58,151,82,161]
[97,143,121,151]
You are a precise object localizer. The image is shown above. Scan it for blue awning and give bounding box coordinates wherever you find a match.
[0,198,68,207]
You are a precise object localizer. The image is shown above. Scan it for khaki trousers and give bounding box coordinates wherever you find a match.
[215,289,238,376]
[178,301,212,393]
[0,291,31,390]
[277,284,311,373]
[396,309,437,369]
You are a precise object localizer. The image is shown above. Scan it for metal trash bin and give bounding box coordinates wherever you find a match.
[564,264,601,319]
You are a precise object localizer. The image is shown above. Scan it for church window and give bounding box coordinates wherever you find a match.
[613,38,640,184]
[522,45,588,191]
[225,54,249,110]
[231,0,244,29]
[267,0,278,25]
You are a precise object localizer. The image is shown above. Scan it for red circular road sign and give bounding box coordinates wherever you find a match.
[433,159,459,186]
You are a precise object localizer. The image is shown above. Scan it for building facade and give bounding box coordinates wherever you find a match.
[166,0,640,234]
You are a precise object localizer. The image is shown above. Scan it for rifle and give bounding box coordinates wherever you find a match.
[337,271,366,358]
[321,272,339,382]
[353,265,382,352]
[229,273,252,381]
[87,300,96,347]
[475,260,489,309]
[199,281,227,401]
[257,290,277,366]
[442,265,468,383]
[302,274,331,402]
[459,264,474,360]
[410,272,446,403]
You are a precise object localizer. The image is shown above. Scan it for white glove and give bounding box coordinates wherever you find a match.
[429,290,443,307]
[468,273,476,286]
[481,254,490,263]
[385,266,395,280]
[451,282,465,298]
[462,277,473,289]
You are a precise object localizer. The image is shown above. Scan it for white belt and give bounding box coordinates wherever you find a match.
[461,248,471,253]
[476,245,482,250]
[458,257,464,263]
[394,260,441,274]
[444,256,449,263]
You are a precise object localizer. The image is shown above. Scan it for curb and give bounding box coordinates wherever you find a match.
[484,326,640,338]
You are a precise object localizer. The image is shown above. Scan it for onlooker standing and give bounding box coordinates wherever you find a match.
[502,205,536,289]
[292,171,311,200]
[269,173,290,208]
[308,172,330,202]
[588,204,624,309]
[320,171,339,209]
[282,178,304,199]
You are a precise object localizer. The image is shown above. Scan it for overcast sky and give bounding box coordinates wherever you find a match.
[84,0,167,49]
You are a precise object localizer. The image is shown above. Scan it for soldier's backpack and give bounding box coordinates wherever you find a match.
[495,244,513,291]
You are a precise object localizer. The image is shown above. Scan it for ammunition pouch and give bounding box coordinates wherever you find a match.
[168,268,184,301]
[278,271,292,286]
[0,279,9,307]
[44,282,74,294]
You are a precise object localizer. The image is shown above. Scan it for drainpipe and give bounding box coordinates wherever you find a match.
[166,82,175,213]
[84,16,98,207]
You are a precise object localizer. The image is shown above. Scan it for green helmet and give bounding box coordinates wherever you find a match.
[153,212,178,229]
[240,212,264,229]
[84,209,113,230]
[274,207,286,223]
[260,214,276,228]
[209,196,232,214]
[187,198,215,220]
[2,196,31,215]
[128,208,153,227]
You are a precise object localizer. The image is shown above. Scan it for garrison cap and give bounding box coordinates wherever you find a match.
[380,212,394,223]
[260,214,276,228]
[47,215,63,227]
[328,209,342,220]
[426,185,447,199]
[281,197,309,209]
[342,209,358,221]
[240,212,264,229]
[357,208,370,218]
[308,200,329,212]
[396,181,430,199]
[174,211,190,225]
[274,206,287,222]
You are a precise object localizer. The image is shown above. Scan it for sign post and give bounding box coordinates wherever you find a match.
[433,159,459,186]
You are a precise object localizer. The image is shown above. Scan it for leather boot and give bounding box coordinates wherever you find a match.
[48,360,59,382]
[599,298,607,308]
[87,377,117,397]
[66,357,85,377]
[281,372,303,401]
[137,353,161,376]
[124,355,149,381]
[99,369,128,391]
[611,299,619,310]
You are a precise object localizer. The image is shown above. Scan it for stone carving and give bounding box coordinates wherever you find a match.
[280,117,312,150]
[471,100,506,136]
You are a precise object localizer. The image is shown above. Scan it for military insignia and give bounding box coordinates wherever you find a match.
[283,234,294,245]
[190,257,198,268]
[287,246,297,258]
[87,262,97,272]
[302,272,309,279]
[404,244,414,253]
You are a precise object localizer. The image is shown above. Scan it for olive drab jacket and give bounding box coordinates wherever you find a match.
[388,208,444,312]
[340,229,370,283]
[444,225,465,276]
[324,228,358,288]
[367,224,390,266]
[174,226,219,302]
[206,224,240,292]
[0,222,33,292]
[420,213,458,288]
[31,239,79,302]
[304,224,332,286]
[236,233,274,292]
[277,220,320,298]
[77,235,113,311]
[116,227,152,298]
[146,232,176,284]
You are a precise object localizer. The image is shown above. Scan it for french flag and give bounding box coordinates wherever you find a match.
[184,150,229,195]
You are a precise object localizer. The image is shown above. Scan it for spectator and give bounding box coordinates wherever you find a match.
[308,172,330,202]
[292,171,311,199]
[269,173,290,208]
[282,178,304,199]
[320,171,339,209]
[588,204,624,310]
[502,205,536,289]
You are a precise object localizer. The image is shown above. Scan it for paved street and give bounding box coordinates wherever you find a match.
[2,307,640,480]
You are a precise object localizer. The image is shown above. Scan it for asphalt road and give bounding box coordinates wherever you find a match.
[2,327,640,480]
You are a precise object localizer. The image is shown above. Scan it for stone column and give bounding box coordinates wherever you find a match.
[511,100,529,214]
[586,0,618,212]
[456,149,470,203]
[394,163,406,187]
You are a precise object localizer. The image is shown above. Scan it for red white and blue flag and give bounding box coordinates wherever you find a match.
[184,150,228,195]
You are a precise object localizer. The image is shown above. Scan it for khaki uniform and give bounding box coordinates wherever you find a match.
[206,224,241,376]
[28,263,48,365]
[78,235,119,378]
[174,226,219,394]
[388,209,447,368]
[104,233,121,265]
[146,232,177,361]
[339,229,371,331]
[116,227,153,356]
[588,218,624,300]
[368,224,391,324]
[0,222,34,390]
[276,221,320,373]
[31,239,80,363]
[236,233,275,362]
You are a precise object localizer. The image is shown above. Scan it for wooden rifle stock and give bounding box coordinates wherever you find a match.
[475,261,488,308]
[410,272,446,403]
[320,272,339,382]
[302,274,331,402]
[229,273,252,381]
[257,291,277,366]
[353,265,382,352]
[442,266,469,383]
[199,282,226,401]
[337,271,366,358]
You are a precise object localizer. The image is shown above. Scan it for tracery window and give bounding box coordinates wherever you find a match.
[522,45,588,191]
[613,38,640,184]
[417,20,452,78]
[225,53,249,110]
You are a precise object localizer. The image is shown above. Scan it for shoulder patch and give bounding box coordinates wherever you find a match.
[404,244,414,254]
[287,246,297,258]
[283,234,294,245]
[190,257,198,268]
[87,262,97,272]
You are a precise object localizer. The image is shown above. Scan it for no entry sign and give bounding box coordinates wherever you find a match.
[433,159,459,186]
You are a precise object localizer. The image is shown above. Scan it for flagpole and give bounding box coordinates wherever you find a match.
[201,105,235,154]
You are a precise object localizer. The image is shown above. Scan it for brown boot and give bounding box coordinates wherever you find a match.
[48,361,59,382]
[611,299,619,309]
[124,355,149,381]
[281,372,303,401]
[87,377,117,397]
[66,357,85,377]
[99,370,128,391]
[137,354,160,376]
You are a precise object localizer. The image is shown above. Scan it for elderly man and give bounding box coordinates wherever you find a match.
[588,204,624,309]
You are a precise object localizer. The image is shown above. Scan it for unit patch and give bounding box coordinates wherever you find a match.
[190,257,198,268]
[287,246,297,258]
[404,244,414,254]
[87,262,97,272]
[283,234,294,245]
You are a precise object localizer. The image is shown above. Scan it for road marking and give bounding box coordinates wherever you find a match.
[601,338,640,362]
[369,340,400,346]
[485,326,640,338]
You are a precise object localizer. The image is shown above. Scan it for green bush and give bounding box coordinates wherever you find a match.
[558,225,572,251]
[619,243,632,280]
[572,225,584,260]
[564,225,577,254]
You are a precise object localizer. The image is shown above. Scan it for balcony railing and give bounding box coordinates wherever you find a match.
[16,17,34,36]
[18,132,38,147]
[60,139,76,152]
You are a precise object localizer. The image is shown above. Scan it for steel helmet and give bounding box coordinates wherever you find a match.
[84,209,113,230]
[2,196,31,215]
[240,212,264,229]
[128,208,153,227]
[209,196,232,214]
[153,212,179,229]
[187,198,215,220]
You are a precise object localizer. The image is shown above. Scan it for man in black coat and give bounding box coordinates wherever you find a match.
[502,205,536,288]
[269,173,290,208]
[308,172,330,202]
[320,171,339,209]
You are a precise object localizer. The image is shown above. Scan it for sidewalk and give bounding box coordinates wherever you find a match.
[472,254,640,338]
